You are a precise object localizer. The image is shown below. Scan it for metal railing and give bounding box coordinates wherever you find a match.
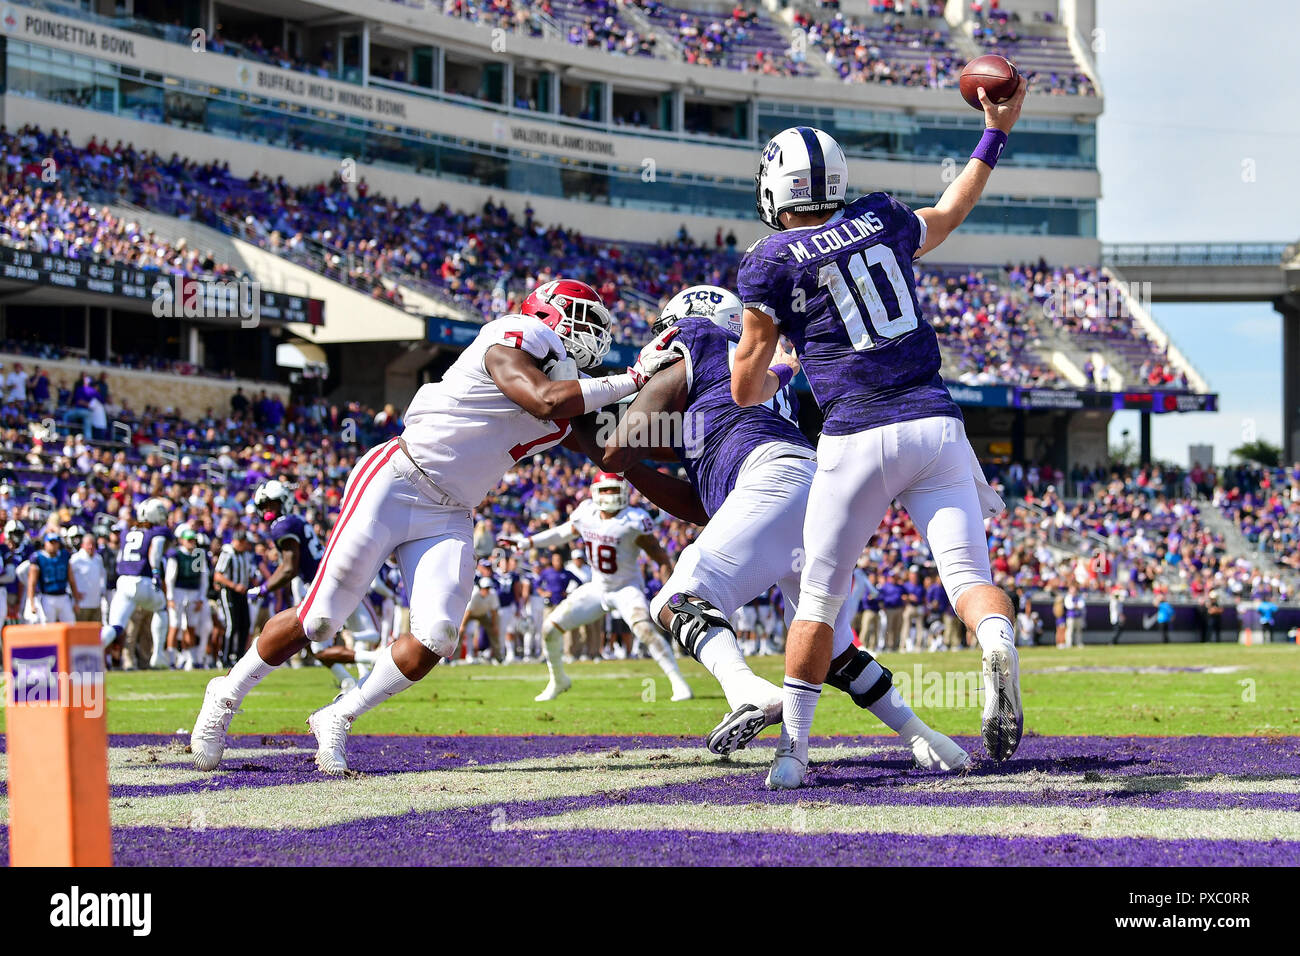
[1103,243,1289,268]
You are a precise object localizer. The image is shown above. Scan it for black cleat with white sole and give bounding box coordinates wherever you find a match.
[981,644,1024,760]
[706,702,777,756]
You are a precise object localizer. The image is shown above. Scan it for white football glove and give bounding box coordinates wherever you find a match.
[247,585,263,601]
[544,357,579,382]
[630,327,685,386]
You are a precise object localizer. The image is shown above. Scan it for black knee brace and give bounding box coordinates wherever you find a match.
[663,592,733,660]
[827,647,893,708]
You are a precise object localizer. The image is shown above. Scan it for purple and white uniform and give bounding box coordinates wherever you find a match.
[273,510,377,646]
[104,523,171,646]
[646,314,857,661]
[673,316,807,516]
[737,193,958,435]
[737,193,1003,620]
[272,513,325,602]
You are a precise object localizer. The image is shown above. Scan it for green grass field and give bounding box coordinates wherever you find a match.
[6,642,1295,738]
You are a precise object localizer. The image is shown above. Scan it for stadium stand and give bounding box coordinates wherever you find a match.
[3,125,1180,388]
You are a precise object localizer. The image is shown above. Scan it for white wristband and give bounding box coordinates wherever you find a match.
[579,373,639,414]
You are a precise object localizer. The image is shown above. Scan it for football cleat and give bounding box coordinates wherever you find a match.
[308,702,354,775]
[981,642,1024,760]
[190,677,238,771]
[906,725,971,772]
[669,678,694,702]
[534,675,572,702]
[706,698,782,756]
[764,726,809,790]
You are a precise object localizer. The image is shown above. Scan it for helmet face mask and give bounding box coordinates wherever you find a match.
[654,285,744,337]
[592,472,629,514]
[755,126,849,231]
[520,279,614,370]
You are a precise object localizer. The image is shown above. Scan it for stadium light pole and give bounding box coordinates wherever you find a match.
[1279,294,1300,464]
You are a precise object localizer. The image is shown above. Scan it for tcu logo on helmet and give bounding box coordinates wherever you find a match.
[654,285,743,336]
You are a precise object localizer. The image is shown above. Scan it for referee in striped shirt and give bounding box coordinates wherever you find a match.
[214,531,258,666]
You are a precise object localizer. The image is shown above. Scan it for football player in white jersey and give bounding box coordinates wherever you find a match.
[507,472,693,702]
[190,278,680,774]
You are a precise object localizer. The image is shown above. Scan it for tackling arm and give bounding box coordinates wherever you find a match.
[486,346,639,421]
[601,361,688,473]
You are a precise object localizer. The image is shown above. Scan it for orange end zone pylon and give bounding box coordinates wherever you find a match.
[3,622,112,866]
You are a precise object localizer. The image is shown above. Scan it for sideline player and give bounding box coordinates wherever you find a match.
[162,527,210,669]
[604,286,966,771]
[26,530,77,623]
[504,472,692,702]
[730,82,1026,787]
[100,498,171,657]
[190,278,677,773]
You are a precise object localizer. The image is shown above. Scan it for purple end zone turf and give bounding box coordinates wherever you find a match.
[1,734,1297,866]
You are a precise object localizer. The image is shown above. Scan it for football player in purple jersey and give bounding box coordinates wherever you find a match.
[248,479,382,689]
[601,286,968,772]
[730,79,1027,786]
[100,497,172,657]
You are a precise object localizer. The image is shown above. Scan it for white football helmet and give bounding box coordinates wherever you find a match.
[254,479,293,519]
[755,126,848,231]
[136,497,170,525]
[592,472,629,514]
[62,524,86,548]
[654,285,744,337]
[4,519,25,546]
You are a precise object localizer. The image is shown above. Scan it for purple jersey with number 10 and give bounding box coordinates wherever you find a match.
[271,513,324,584]
[737,193,960,436]
[673,315,809,516]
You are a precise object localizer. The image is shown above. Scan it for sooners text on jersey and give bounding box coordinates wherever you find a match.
[570,498,653,590]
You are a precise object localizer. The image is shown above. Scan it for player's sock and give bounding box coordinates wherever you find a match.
[782,677,822,746]
[542,624,568,685]
[225,638,279,704]
[975,614,1015,653]
[833,654,914,732]
[99,624,122,649]
[334,644,413,718]
[867,684,917,734]
[694,625,773,709]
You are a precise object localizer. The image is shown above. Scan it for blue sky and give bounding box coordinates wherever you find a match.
[1095,0,1300,464]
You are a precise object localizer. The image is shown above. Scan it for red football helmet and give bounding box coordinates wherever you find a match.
[520,278,614,370]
